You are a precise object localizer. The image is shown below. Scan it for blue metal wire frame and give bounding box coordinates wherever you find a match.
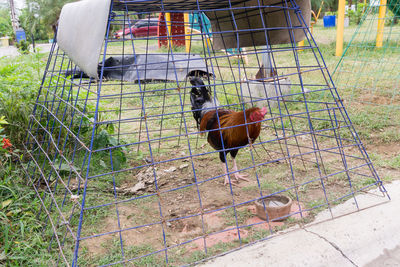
[22,0,391,266]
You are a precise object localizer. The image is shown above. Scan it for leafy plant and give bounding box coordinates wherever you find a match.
[15,40,30,54]
[385,9,399,26]
[93,129,127,171]
[1,117,15,176]
[311,0,337,14]
[19,6,50,41]
[348,3,367,25]
[324,11,337,16]
[0,52,46,147]
[0,8,13,38]
[23,0,74,35]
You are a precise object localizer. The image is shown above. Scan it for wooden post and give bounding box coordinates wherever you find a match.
[336,0,346,56]
[376,0,387,48]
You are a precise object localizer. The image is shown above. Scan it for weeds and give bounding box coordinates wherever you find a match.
[0,52,47,147]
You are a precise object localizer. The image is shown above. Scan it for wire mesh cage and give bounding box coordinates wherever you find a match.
[334,0,400,125]
[23,0,390,266]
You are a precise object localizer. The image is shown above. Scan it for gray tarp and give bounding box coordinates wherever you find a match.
[67,54,212,82]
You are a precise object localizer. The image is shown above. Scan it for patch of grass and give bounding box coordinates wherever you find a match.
[388,155,400,169]
[369,152,400,170]
[219,207,253,226]
[305,199,328,215]
[360,177,377,187]
[242,180,286,193]
[0,161,54,266]
[79,238,123,266]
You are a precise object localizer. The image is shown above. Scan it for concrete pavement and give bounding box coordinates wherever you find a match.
[202,181,400,267]
[0,43,52,58]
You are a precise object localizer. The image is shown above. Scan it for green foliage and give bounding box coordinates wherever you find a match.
[0,116,13,175]
[311,0,337,14]
[19,6,50,41]
[0,52,46,147]
[348,3,367,25]
[324,11,337,16]
[0,116,8,137]
[22,0,74,36]
[93,130,127,171]
[385,9,399,26]
[0,8,13,38]
[15,40,30,54]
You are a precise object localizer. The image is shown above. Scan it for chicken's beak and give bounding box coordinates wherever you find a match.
[260,107,268,117]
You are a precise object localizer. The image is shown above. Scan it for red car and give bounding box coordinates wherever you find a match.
[114,18,158,38]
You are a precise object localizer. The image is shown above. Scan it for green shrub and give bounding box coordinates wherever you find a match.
[385,9,399,26]
[0,8,13,38]
[0,53,46,147]
[15,40,30,54]
[324,11,337,16]
[348,3,367,25]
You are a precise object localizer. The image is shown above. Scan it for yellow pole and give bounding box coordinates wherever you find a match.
[184,13,190,53]
[376,0,387,48]
[316,1,324,20]
[166,12,172,49]
[335,0,346,57]
[298,40,305,52]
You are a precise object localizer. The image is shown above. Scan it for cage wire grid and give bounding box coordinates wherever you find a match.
[333,0,400,124]
[23,0,390,266]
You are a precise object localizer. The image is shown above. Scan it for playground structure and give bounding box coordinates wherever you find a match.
[159,12,245,63]
[23,0,390,266]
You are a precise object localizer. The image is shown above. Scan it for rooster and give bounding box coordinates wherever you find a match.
[189,77,267,185]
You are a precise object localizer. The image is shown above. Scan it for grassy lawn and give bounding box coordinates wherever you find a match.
[1,19,399,266]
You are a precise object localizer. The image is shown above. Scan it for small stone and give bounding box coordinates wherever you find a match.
[179,163,189,169]
[165,167,177,173]
[166,222,172,227]
[127,181,146,193]
[70,195,79,201]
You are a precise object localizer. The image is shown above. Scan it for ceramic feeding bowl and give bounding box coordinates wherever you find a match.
[255,195,292,221]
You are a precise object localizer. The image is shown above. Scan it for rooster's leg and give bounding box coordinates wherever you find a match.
[220,152,240,186]
[232,159,249,182]
[220,152,234,185]
[221,164,240,186]
[221,163,231,185]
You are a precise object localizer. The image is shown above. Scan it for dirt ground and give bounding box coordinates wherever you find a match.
[76,137,399,265]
